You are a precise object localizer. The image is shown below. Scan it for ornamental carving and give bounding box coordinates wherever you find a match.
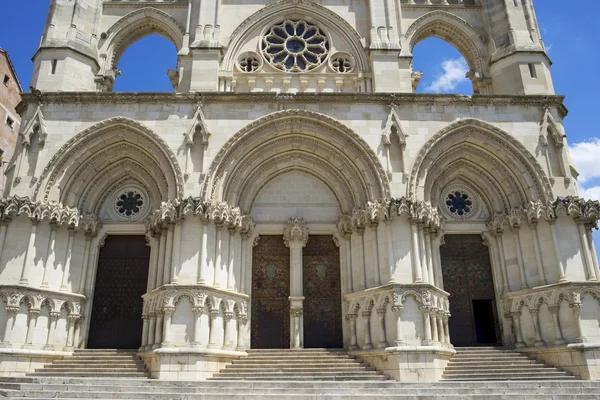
[283,216,309,247]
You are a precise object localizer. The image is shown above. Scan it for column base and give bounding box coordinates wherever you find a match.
[515,342,526,348]
[349,345,359,351]
[361,344,373,350]
[554,339,567,345]
[191,342,203,348]
[62,346,74,352]
[534,340,546,347]
[0,343,12,349]
[161,342,173,348]
[43,344,54,351]
[21,344,35,350]
[377,342,388,349]
[422,340,436,346]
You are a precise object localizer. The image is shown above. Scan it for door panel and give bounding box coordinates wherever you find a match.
[303,235,343,349]
[251,235,290,349]
[88,235,149,349]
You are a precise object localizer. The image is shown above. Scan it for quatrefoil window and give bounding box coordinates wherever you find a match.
[261,20,329,72]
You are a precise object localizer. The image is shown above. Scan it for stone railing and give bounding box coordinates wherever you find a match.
[344,284,451,350]
[501,282,600,348]
[141,285,249,352]
[0,286,86,351]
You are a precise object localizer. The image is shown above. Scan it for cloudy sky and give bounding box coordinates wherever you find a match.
[2,1,600,249]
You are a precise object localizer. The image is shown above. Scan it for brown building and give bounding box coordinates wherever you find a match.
[0,47,22,196]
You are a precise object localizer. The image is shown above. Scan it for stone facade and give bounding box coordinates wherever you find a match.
[0,48,22,197]
[0,0,599,382]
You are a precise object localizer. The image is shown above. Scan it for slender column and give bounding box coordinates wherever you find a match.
[345,235,354,291]
[483,233,503,294]
[207,309,220,349]
[20,220,39,285]
[77,233,93,293]
[284,216,308,348]
[347,314,358,350]
[140,314,149,350]
[548,306,566,345]
[586,227,600,278]
[156,230,167,287]
[146,314,156,350]
[236,316,247,351]
[153,313,163,349]
[496,234,510,293]
[376,307,387,348]
[60,228,76,291]
[530,224,547,285]
[570,303,587,343]
[41,224,58,288]
[198,221,208,284]
[23,309,40,349]
[431,234,443,288]
[171,222,183,284]
[44,312,60,350]
[73,317,81,348]
[369,223,381,286]
[578,223,597,281]
[161,308,174,347]
[511,312,526,348]
[386,221,397,284]
[227,228,236,290]
[213,224,223,287]
[147,235,159,291]
[424,228,435,285]
[436,311,445,344]
[529,309,546,347]
[392,305,405,346]
[191,307,203,347]
[222,312,234,349]
[430,313,439,342]
[442,313,450,344]
[410,222,423,283]
[1,308,17,347]
[163,225,175,285]
[549,220,567,281]
[421,307,433,345]
[64,315,76,349]
[239,235,248,293]
[358,228,367,289]
[361,311,373,350]
[291,308,302,349]
[511,227,528,289]
[0,222,9,264]
[418,224,428,283]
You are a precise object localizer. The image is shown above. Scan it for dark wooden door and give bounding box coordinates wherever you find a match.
[88,235,149,349]
[251,235,290,349]
[440,234,499,347]
[303,235,343,348]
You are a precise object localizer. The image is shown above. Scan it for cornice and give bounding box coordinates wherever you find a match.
[18,92,569,118]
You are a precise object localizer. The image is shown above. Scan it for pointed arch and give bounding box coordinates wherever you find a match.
[408,118,553,211]
[406,10,487,76]
[204,110,390,214]
[223,0,369,73]
[35,117,184,211]
[21,104,47,147]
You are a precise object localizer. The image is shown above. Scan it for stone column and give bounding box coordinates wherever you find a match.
[40,223,58,288]
[410,221,423,283]
[236,315,247,351]
[436,311,445,345]
[23,309,40,349]
[586,226,600,279]
[418,224,429,284]
[369,222,381,286]
[140,314,149,350]
[171,222,183,284]
[227,228,236,290]
[213,223,223,287]
[376,307,387,348]
[579,223,598,281]
[73,316,82,348]
[442,312,450,345]
[421,307,434,346]
[511,312,526,348]
[0,221,9,265]
[570,302,587,343]
[430,312,439,342]
[357,228,367,289]
[153,313,163,349]
[392,305,405,346]
[161,308,174,347]
[424,227,435,285]
[163,224,175,284]
[192,306,203,347]
[146,313,156,351]
[347,314,358,350]
[207,309,220,349]
[494,232,510,294]
[529,309,546,347]
[198,220,209,284]
[223,312,234,349]
[20,219,39,285]
[0,307,18,348]
[44,311,60,350]
[77,233,93,293]
[548,306,566,345]
[156,230,167,287]
[361,310,373,350]
[510,226,529,290]
[283,216,309,349]
[530,223,547,285]
[549,220,567,281]
[60,228,77,291]
[64,314,77,350]
[385,220,397,284]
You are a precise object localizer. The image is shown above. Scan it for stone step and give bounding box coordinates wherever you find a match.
[443,367,564,374]
[26,372,149,378]
[208,376,390,381]
[231,359,359,365]
[448,359,539,365]
[442,372,575,380]
[445,364,550,371]
[227,363,372,369]
[237,355,356,361]
[48,362,145,367]
[60,356,142,361]
[221,367,377,373]
[34,367,146,372]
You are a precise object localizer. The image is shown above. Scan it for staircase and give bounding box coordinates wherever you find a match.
[210,349,388,381]
[442,347,576,381]
[27,349,149,378]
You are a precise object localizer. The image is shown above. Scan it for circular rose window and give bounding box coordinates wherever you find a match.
[115,190,144,217]
[261,20,329,72]
[445,191,473,217]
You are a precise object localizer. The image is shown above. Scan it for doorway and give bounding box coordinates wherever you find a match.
[251,235,290,349]
[87,235,150,349]
[303,235,343,348]
[440,234,500,347]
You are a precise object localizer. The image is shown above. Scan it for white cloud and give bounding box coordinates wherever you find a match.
[578,184,600,201]
[569,138,600,183]
[425,58,469,93]
[545,43,553,53]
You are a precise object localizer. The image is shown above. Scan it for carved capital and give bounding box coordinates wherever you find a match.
[290,308,303,317]
[283,216,309,247]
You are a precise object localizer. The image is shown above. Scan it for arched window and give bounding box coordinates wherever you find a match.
[412,37,473,95]
[113,34,178,92]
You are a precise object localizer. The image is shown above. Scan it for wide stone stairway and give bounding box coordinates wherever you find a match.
[209,348,388,381]
[442,347,577,381]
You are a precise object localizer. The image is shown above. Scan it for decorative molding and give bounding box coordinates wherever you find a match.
[283,216,309,247]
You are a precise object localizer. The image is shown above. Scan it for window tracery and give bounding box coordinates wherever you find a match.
[329,52,355,73]
[237,53,262,73]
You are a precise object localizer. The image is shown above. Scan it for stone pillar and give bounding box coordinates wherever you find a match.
[442,313,450,345]
[347,314,358,350]
[392,305,405,346]
[386,220,397,284]
[40,224,58,288]
[430,313,439,342]
[146,313,156,351]
[529,309,546,347]
[549,220,567,281]
[511,312,526,348]
[214,224,223,287]
[60,228,76,291]
[549,306,566,345]
[161,308,174,347]
[410,221,423,283]
[0,307,18,348]
[44,311,60,350]
[0,221,9,264]
[357,228,367,289]
[227,228,236,290]
[77,233,93,293]
[376,307,387,348]
[436,311,445,345]
[156,230,167,287]
[207,309,220,349]
[421,307,434,346]
[236,315,247,351]
[578,223,598,281]
[283,216,309,349]
[586,226,600,279]
[163,224,175,285]
[64,314,77,350]
[20,219,39,285]
[369,222,380,286]
[192,306,203,347]
[424,227,435,285]
[494,232,510,294]
[140,314,149,350]
[570,302,587,343]
[418,224,429,284]
[23,309,40,349]
[510,226,529,289]
[198,220,209,284]
[73,317,82,348]
[171,222,183,284]
[153,313,163,349]
[223,311,234,349]
[361,311,373,350]
[530,223,547,285]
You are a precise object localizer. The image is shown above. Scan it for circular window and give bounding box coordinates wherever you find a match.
[445,191,473,216]
[115,190,144,217]
[329,52,355,73]
[261,20,329,72]
[237,52,262,73]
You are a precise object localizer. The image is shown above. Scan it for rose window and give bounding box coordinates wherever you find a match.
[261,20,329,72]
[115,190,144,217]
[445,191,473,216]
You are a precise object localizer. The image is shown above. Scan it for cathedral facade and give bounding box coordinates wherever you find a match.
[0,0,599,382]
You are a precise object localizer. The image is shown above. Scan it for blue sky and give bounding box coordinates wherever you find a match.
[2,1,600,250]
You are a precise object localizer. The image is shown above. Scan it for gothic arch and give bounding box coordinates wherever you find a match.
[408,119,553,210]
[204,110,389,214]
[98,7,185,73]
[406,10,487,75]
[223,0,369,73]
[35,117,184,212]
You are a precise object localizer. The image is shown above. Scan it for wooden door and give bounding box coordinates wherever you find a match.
[303,235,343,348]
[251,235,290,349]
[87,235,149,349]
[440,234,499,347]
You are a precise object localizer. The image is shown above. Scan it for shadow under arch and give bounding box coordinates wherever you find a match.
[223,0,369,73]
[203,110,390,214]
[406,10,487,78]
[34,117,184,211]
[98,7,185,74]
[408,118,553,210]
